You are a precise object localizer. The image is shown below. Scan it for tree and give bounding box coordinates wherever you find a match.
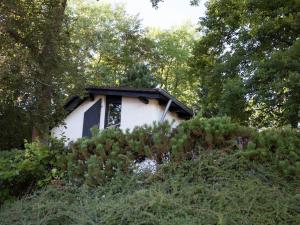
[121,64,158,88]
[146,25,198,106]
[0,99,32,150]
[251,39,300,128]
[67,1,198,106]
[191,0,300,127]
[0,0,79,143]
[67,1,153,87]
[219,77,250,125]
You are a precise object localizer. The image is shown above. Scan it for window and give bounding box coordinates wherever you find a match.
[82,99,102,137]
[105,96,122,128]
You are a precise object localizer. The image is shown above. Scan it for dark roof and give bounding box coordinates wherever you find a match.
[64,87,193,119]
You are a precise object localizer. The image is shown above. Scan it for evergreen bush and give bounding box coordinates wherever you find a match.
[66,116,299,187]
[1,116,299,206]
[242,127,300,177]
[1,150,299,225]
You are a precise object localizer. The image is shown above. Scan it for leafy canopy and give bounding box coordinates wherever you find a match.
[191,0,300,127]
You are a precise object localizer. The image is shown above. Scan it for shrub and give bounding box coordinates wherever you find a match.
[1,150,299,225]
[67,122,173,187]
[241,127,300,177]
[0,139,67,204]
[126,121,172,163]
[0,116,299,223]
[2,117,297,203]
[66,116,299,187]
[67,128,129,186]
[171,116,253,161]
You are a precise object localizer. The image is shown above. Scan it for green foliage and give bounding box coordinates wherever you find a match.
[0,149,299,225]
[0,139,67,204]
[171,117,253,162]
[67,117,299,187]
[0,117,299,223]
[252,39,300,128]
[219,77,250,124]
[0,100,31,149]
[67,0,151,86]
[191,0,300,127]
[150,0,201,8]
[128,121,172,163]
[242,127,300,177]
[147,25,198,106]
[68,2,198,104]
[2,117,296,205]
[67,128,129,186]
[0,0,79,141]
[67,122,172,186]
[121,64,158,88]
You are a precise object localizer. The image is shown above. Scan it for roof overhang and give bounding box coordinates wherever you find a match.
[64,87,193,119]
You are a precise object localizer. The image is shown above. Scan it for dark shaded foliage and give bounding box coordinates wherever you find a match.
[0,139,67,204]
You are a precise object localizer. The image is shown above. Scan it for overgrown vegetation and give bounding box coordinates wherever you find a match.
[0,145,299,224]
[1,117,299,224]
[67,117,299,188]
[0,139,67,204]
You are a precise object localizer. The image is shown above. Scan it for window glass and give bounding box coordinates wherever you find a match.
[105,96,121,128]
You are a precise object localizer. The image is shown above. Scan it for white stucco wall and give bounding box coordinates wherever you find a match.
[159,103,181,128]
[52,95,183,144]
[51,95,106,143]
[120,97,181,130]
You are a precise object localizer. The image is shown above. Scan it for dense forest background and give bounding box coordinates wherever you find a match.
[0,0,299,149]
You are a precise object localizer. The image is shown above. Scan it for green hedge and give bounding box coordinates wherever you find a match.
[67,117,300,187]
[1,116,299,204]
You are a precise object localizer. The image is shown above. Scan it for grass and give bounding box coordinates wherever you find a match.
[0,149,299,225]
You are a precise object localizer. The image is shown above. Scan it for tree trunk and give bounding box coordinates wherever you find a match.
[31,0,68,143]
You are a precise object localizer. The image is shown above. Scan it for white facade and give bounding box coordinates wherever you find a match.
[120,97,180,130]
[52,95,182,144]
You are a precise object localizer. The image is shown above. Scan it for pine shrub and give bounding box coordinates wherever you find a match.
[1,116,299,206]
[66,116,299,187]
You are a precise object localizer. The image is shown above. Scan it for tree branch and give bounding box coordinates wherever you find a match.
[3,28,40,57]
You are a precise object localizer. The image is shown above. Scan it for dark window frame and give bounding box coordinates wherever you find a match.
[104,95,122,128]
[82,99,102,137]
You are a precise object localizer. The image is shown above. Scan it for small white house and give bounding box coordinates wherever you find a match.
[52,87,193,144]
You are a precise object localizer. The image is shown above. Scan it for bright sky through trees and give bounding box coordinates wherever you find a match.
[106,0,206,28]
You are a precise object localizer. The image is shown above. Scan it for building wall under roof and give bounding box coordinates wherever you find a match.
[121,97,181,131]
[51,95,182,144]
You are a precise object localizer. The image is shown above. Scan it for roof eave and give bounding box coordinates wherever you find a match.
[64,87,193,119]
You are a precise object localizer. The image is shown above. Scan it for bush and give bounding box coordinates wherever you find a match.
[67,122,172,186]
[66,116,299,187]
[242,127,300,177]
[0,139,67,204]
[0,150,299,225]
[170,117,253,161]
[1,117,299,204]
